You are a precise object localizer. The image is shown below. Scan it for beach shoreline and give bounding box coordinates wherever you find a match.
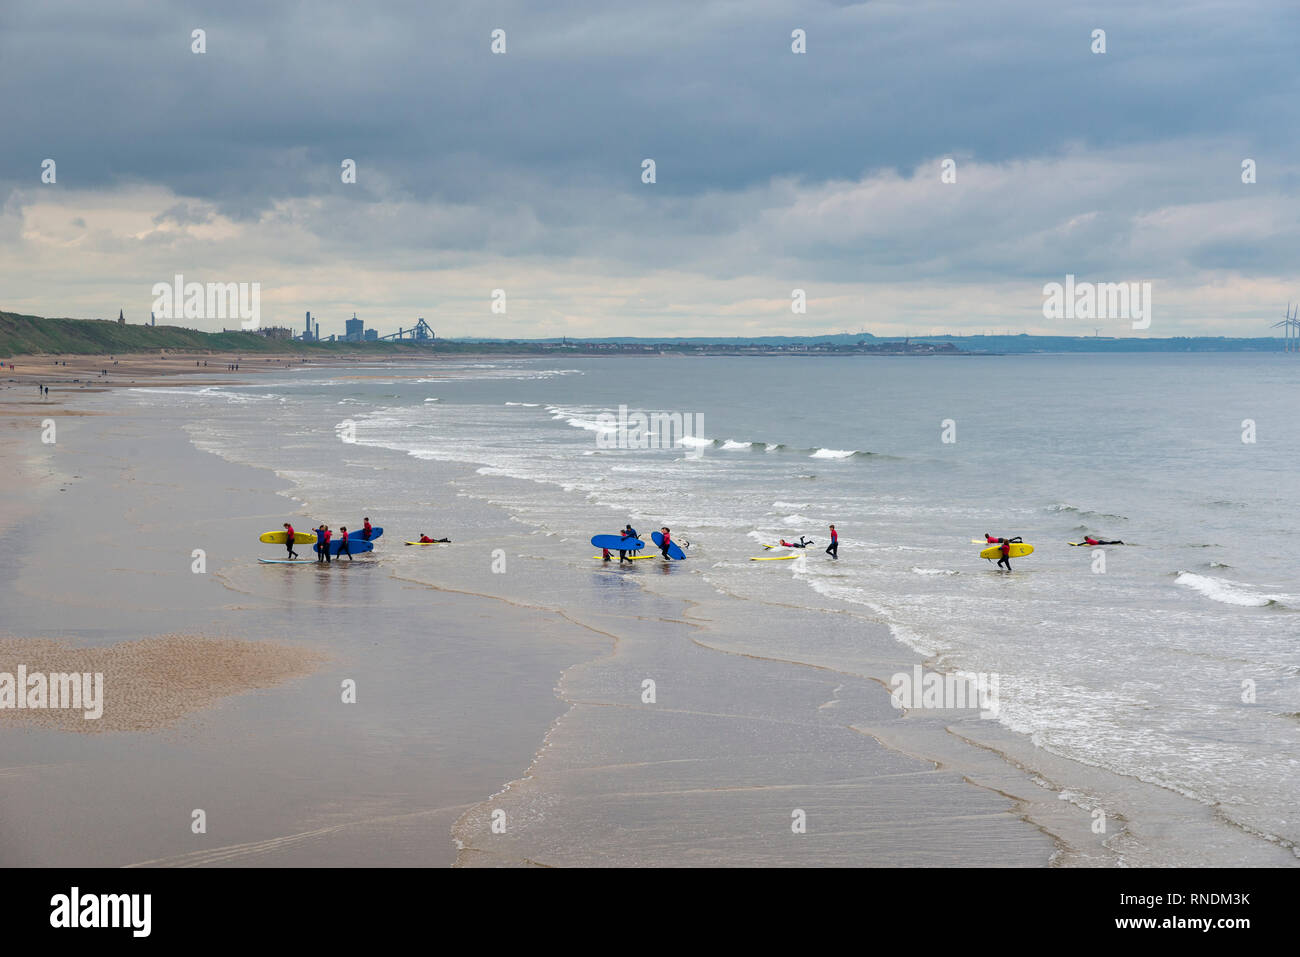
[3,361,1294,867]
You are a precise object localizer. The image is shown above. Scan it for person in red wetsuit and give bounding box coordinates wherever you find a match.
[283,523,298,560]
[362,517,373,540]
[316,524,329,563]
[825,525,838,559]
[321,525,332,564]
[659,527,672,560]
[337,526,353,561]
[1079,535,1124,546]
[985,533,1000,544]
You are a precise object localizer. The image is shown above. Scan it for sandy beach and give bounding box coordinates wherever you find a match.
[0,362,606,866]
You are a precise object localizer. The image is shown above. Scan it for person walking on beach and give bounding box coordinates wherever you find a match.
[315,524,328,563]
[362,517,374,540]
[659,527,672,560]
[283,523,299,560]
[826,524,838,559]
[320,525,333,563]
[337,526,353,561]
[619,524,638,564]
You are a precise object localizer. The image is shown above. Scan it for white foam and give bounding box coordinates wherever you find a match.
[810,448,855,459]
[1174,572,1282,607]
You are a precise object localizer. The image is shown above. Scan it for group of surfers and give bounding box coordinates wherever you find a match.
[601,524,682,563]
[600,523,841,563]
[279,518,387,563]
[982,532,1124,571]
[278,519,452,562]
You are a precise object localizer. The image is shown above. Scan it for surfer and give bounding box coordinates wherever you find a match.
[362,517,374,540]
[283,523,298,560]
[316,524,329,563]
[321,525,332,563]
[1074,535,1124,546]
[418,535,450,543]
[993,536,1023,571]
[825,525,838,559]
[780,536,813,548]
[619,525,638,564]
[337,526,353,561]
[659,527,673,560]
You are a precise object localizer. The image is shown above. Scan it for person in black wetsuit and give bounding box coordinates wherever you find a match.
[619,524,639,564]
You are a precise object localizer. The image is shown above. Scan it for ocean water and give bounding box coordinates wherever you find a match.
[122,353,1300,862]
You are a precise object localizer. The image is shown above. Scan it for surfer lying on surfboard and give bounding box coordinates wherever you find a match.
[780,537,813,548]
[418,535,451,543]
[1070,536,1124,546]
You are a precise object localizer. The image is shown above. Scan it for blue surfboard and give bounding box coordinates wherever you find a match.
[591,534,643,550]
[651,531,686,560]
[314,538,375,556]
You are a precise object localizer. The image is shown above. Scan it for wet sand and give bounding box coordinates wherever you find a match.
[0,385,607,866]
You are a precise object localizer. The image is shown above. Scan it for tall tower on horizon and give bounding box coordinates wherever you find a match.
[117,308,125,325]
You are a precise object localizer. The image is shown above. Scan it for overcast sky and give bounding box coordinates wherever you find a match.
[2,0,1298,338]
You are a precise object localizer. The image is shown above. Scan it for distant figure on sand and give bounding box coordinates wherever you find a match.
[826,525,838,559]
[283,523,298,560]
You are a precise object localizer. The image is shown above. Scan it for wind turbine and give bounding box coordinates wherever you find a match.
[1272,303,1299,353]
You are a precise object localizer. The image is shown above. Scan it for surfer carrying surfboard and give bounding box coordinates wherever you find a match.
[992,536,1022,571]
[362,517,374,541]
[659,527,673,560]
[316,525,329,563]
[321,526,333,563]
[619,525,638,564]
[337,526,354,561]
[825,525,838,559]
[283,523,299,560]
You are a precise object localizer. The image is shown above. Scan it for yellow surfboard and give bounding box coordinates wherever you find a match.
[260,531,317,545]
[980,543,1033,559]
[751,554,798,561]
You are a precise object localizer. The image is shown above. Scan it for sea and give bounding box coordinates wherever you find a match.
[122,352,1300,864]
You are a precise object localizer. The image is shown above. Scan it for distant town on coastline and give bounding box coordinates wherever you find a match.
[1,309,1295,357]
